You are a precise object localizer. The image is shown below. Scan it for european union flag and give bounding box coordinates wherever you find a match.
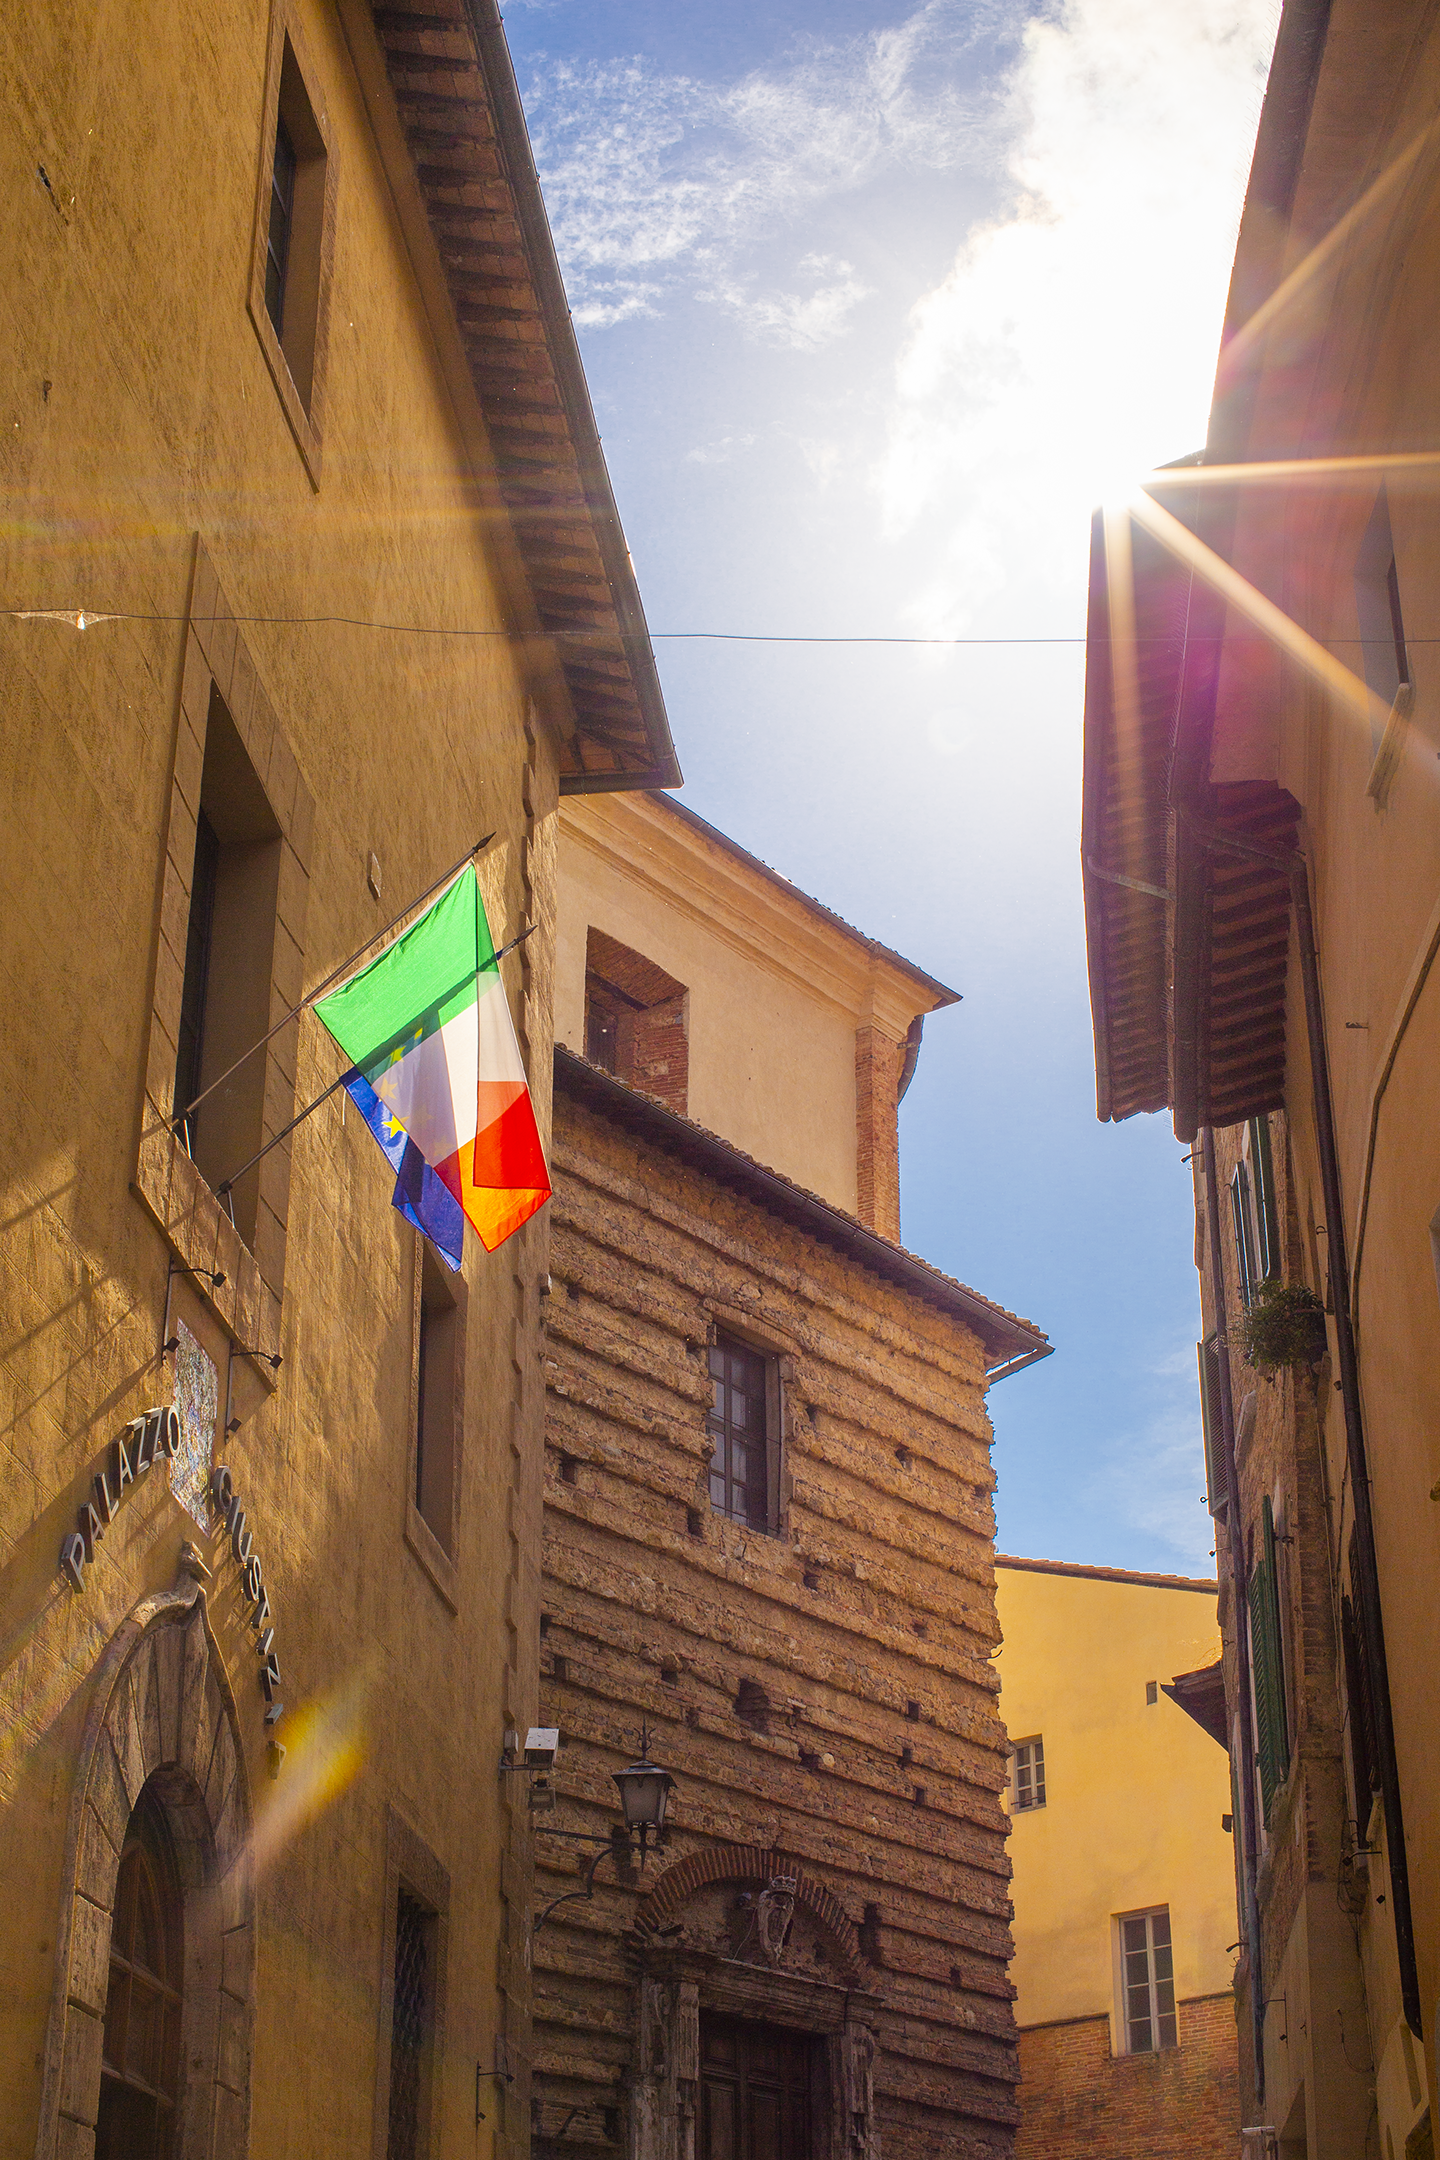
[343,1069,465,1269]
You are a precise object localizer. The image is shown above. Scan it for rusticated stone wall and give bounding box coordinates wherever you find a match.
[533,1070,1021,2160]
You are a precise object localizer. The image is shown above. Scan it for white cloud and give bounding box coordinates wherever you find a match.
[518,5,997,323]
[1101,1395,1216,1572]
[878,0,1279,632]
[700,257,872,350]
[685,433,757,466]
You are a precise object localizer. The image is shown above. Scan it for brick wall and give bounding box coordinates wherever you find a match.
[855,1026,902,1242]
[1015,1995,1239,2159]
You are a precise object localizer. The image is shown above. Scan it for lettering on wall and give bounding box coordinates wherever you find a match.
[209,1464,285,1736]
[59,1407,181,1591]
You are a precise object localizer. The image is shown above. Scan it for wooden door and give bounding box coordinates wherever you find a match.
[699,2017,813,2160]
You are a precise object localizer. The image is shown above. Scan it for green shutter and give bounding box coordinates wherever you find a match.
[1197,1337,1227,1517]
[1248,1496,1290,1825]
[1249,1116,1280,1282]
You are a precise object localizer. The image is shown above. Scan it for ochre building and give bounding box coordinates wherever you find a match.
[995,1557,1238,2159]
[0,5,677,2157]
[1081,0,1440,2151]
[531,795,1049,2160]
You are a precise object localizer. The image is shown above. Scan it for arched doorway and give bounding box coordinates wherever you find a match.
[34,1582,255,2160]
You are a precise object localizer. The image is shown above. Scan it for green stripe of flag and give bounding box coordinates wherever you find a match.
[316,867,495,1073]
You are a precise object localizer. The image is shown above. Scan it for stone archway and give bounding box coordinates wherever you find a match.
[634,1844,865,1983]
[625,1846,879,2160]
[34,1576,255,2160]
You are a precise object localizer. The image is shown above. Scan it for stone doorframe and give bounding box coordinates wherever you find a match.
[34,1576,256,2160]
[626,1847,882,2160]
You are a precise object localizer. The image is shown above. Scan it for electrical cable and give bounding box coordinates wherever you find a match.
[5,605,1426,646]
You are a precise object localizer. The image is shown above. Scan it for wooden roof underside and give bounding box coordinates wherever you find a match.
[1081,511,1299,1139]
[370,2,680,793]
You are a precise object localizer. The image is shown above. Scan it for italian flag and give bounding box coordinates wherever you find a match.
[316,867,550,1266]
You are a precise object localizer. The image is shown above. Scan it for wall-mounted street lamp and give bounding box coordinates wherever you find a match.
[533,1726,676,1933]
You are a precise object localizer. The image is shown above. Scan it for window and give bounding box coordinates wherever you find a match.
[1356,489,1411,752]
[1196,1334,1226,1517]
[1010,1738,1046,1811]
[407,1237,465,1604]
[707,1334,777,1529]
[247,8,337,478]
[1341,1529,1380,1829]
[1117,1908,1177,2053]
[265,112,297,335]
[583,927,689,1114]
[96,1792,184,2159]
[414,1245,460,1552]
[386,1888,436,2160]
[1231,1116,1279,1309]
[1249,1495,1290,1826]
[172,686,284,1248]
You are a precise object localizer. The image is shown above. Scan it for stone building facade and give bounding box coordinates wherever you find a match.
[0,5,676,2156]
[1080,1,1440,2151]
[532,807,1049,2160]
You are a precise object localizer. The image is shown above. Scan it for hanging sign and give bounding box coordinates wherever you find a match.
[60,1407,181,1591]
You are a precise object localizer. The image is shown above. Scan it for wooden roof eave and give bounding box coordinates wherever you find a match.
[365,0,682,796]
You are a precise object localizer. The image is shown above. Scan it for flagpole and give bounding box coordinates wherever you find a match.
[145,832,494,1144]
[211,921,539,1199]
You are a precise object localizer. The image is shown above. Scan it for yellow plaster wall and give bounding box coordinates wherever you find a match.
[995,1563,1236,2038]
[557,794,945,1215]
[0,3,558,2154]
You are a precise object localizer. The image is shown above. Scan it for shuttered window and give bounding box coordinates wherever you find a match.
[1342,1530,1380,1828]
[1248,1116,1280,1282]
[1232,1119,1280,1309]
[1197,1335,1226,1517]
[1248,1496,1290,1825]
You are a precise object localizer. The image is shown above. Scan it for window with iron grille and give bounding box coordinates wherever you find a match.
[1118,1907,1177,2053]
[1010,1738,1045,1811]
[707,1335,775,1529]
[387,1889,432,2160]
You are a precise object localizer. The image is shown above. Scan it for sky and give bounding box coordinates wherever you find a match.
[503,0,1281,1575]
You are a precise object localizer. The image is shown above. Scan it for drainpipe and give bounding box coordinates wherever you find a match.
[1289,859,1422,2039]
[1202,1124,1266,2102]
[1188,813,1423,2040]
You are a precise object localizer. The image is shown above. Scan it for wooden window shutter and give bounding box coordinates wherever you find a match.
[1249,1116,1280,1283]
[1343,1531,1381,1825]
[1197,1336,1227,1517]
[1248,1496,1290,1825]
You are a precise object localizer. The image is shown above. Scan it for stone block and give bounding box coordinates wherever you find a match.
[216,1983,252,2091]
[242,683,274,799]
[67,1893,112,2018]
[180,627,211,738]
[226,636,256,743]
[265,724,299,837]
[152,1619,183,1764]
[54,2115,96,2160]
[275,839,309,946]
[58,2005,103,2127]
[221,1919,255,2001]
[86,1730,131,1862]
